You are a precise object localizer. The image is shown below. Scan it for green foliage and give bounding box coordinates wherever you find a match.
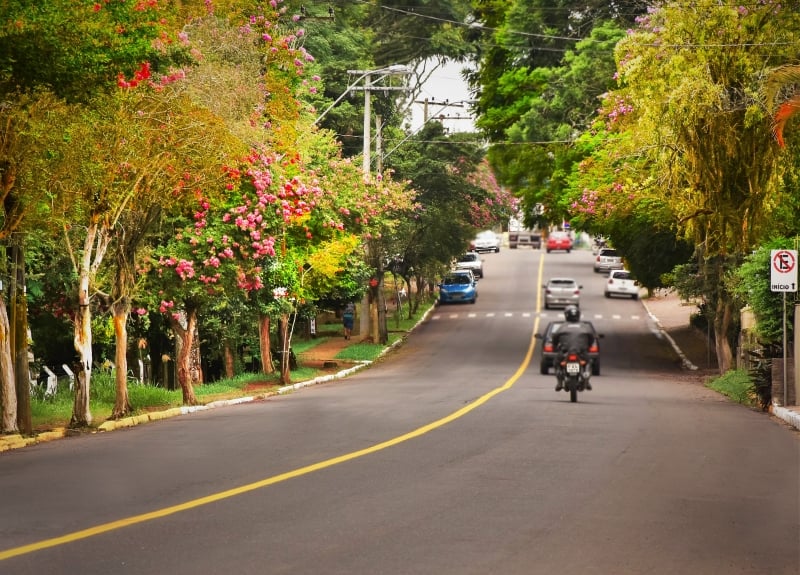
[706,369,756,407]
[732,239,800,344]
[746,344,778,411]
[479,19,629,228]
[0,0,194,102]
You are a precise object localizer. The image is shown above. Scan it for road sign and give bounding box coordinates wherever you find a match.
[770,249,798,292]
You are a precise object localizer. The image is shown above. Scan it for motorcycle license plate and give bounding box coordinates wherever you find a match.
[565,362,580,375]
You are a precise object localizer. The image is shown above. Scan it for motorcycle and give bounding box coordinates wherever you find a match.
[556,346,592,402]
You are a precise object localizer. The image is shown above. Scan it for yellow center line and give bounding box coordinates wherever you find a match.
[0,255,546,562]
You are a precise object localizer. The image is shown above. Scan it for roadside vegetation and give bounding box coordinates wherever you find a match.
[706,370,758,408]
[29,299,436,431]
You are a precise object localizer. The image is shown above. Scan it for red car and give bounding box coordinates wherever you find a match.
[546,232,573,253]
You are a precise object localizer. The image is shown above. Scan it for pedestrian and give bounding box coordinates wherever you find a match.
[342,302,355,340]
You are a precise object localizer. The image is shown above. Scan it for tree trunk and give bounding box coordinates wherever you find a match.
[376,275,388,345]
[170,308,198,405]
[12,244,30,434]
[259,312,274,374]
[223,340,235,379]
[70,297,93,427]
[0,295,18,433]
[714,296,734,374]
[69,218,111,428]
[278,313,290,385]
[111,302,132,419]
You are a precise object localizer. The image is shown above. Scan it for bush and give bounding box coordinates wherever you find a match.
[707,369,756,406]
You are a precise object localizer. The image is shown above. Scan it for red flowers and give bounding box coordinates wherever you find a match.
[117,62,152,89]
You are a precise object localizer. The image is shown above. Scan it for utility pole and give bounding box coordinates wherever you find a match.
[348,66,410,180]
[346,66,411,340]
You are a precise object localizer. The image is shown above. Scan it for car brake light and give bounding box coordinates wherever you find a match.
[589,344,598,353]
[544,343,553,352]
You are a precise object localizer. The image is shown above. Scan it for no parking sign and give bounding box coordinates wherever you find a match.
[770,249,798,292]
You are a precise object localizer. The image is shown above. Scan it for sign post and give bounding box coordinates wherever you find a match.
[770,249,798,406]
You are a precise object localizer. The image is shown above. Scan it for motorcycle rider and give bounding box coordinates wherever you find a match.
[552,305,595,391]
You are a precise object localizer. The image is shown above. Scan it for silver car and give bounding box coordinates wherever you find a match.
[594,247,623,274]
[543,277,582,310]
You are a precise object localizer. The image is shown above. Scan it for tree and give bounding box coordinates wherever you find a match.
[0,92,74,432]
[386,123,514,303]
[0,0,200,428]
[105,86,242,418]
[578,1,800,372]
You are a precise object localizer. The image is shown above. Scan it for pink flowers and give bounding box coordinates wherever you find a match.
[174,259,195,280]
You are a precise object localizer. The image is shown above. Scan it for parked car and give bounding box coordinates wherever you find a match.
[594,247,624,273]
[536,320,602,375]
[546,232,573,253]
[438,271,477,304]
[455,251,484,278]
[543,277,581,309]
[605,269,639,299]
[473,230,501,253]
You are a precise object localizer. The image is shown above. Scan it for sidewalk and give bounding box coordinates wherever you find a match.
[641,289,800,432]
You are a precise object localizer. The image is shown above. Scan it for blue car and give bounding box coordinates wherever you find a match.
[438,271,477,304]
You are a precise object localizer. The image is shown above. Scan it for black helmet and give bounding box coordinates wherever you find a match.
[564,305,581,323]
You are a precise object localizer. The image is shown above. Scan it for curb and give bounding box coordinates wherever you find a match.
[771,404,800,431]
[639,298,698,371]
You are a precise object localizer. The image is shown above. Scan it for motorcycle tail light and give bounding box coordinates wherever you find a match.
[567,353,579,361]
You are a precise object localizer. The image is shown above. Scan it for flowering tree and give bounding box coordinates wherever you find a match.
[566,1,800,372]
[144,148,323,400]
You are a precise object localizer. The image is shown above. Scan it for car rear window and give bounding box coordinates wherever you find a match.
[613,271,632,280]
[444,275,470,285]
[600,249,619,257]
[549,279,575,287]
[458,254,477,262]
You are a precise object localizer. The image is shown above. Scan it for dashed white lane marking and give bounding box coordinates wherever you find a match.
[431,311,647,321]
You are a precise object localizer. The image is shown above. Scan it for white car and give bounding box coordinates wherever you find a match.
[455,251,484,278]
[604,269,639,299]
[473,230,501,253]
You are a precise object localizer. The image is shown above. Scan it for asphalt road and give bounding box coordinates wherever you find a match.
[1,248,798,575]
